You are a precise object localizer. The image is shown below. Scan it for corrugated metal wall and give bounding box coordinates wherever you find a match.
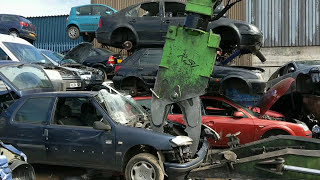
[246,0,320,47]
[28,15,83,52]
[91,0,246,20]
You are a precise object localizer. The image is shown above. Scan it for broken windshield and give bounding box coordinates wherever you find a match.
[0,64,52,91]
[94,89,148,125]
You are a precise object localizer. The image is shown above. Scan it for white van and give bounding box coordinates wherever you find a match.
[0,34,81,91]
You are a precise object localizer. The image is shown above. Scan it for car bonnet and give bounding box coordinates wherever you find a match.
[256,77,295,118]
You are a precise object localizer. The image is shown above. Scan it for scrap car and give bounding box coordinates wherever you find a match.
[134,93,312,147]
[96,0,265,62]
[0,61,218,180]
[63,42,122,81]
[112,48,266,96]
[40,49,104,89]
[0,34,84,91]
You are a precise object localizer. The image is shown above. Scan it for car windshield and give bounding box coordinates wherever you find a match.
[41,50,64,63]
[223,96,259,117]
[94,89,148,125]
[96,48,113,56]
[4,42,53,65]
[295,60,320,68]
[0,64,52,91]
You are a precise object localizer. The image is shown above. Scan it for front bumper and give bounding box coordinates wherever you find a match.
[63,80,84,90]
[20,29,37,41]
[164,140,209,178]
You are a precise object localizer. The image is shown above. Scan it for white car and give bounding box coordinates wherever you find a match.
[0,34,83,91]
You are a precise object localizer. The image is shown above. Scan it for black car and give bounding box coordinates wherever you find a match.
[0,61,213,180]
[113,48,266,96]
[64,42,122,81]
[0,14,36,43]
[96,0,265,62]
[267,60,320,95]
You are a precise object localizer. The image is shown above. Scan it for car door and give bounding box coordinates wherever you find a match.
[201,98,255,147]
[125,2,163,43]
[76,5,95,32]
[138,49,163,86]
[0,15,8,34]
[2,97,55,163]
[45,96,116,169]
[161,1,187,42]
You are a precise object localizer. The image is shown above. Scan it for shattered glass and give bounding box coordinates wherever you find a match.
[95,89,149,126]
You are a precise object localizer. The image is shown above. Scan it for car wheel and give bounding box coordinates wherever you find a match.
[96,67,108,81]
[12,163,35,180]
[67,26,80,40]
[9,30,19,37]
[260,130,289,139]
[125,153,164,180]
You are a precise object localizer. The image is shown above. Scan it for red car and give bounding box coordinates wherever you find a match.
[133,96,312,147]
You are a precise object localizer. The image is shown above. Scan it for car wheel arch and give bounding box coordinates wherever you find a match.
[66,23,79,30]
[111,26,139,47]
[259,127,294,139]
[219,76,251,95]
[211,26,241,49]
[8,28,19,35]
[121,144,158,172]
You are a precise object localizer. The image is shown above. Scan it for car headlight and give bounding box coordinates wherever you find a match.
[170,136,193,147]
[298,123,310,132]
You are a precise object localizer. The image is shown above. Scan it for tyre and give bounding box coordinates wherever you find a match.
[125,153,164,180]
[12,164,35,180]
[9,30,19,37]
[96,67,108,81]
[67,26,80,40]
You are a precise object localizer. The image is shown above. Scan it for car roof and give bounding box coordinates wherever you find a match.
[24,91,98,97]
[71,4,115,9]
[0,34,31,45]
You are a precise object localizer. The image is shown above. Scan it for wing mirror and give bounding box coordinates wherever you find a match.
[93,121,111,131]
[233,111,244,118]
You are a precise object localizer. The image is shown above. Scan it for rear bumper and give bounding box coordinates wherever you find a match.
[96,30,112,45]
[19,29,37,40]
[164,140,209,177]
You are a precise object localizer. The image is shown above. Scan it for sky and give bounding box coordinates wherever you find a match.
[0,0,91,17]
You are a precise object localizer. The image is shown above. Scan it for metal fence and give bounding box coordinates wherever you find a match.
[246,0,320,47]
[28,15,83,52]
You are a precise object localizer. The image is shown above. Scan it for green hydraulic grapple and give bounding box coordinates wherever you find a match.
[151,0,320,179]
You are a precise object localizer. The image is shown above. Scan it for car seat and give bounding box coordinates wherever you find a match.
[81,102,99,126]
[57,104,82,126]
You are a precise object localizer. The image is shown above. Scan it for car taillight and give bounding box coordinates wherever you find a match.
[20,21,29,27]
[98,18,101,28]
[34,26,36,31]
[66,17,69,23]
[108,56,115,64]
[114,65,122,74]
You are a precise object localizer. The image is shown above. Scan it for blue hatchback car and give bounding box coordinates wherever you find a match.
[66,4,117,42]
[0,14,37,43]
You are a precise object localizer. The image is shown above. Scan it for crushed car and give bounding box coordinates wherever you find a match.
[63,42,123,81]
[39,49,104,89]
[96,0,266,62]
[112,48,266,96]
[0,34,84,91]
[0,61,218,180]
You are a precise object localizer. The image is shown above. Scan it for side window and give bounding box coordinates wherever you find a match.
[126,2,160,17]
[139,49,162,66]
[14,97,54,125]
[1,15,19,22]
[0,48,11,60]
[92,5,114,15]
[54,97,104,127]
[202,99,237,116]
[79,6,91,16]
[164,2,186,17]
